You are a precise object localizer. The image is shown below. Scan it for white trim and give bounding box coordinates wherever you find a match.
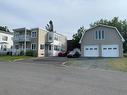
[84,45,99,57]
[31,31,37,38]
[31,43,37,50]
[79,24,125,43]
[95,30,105,40]
[101,44,119,57]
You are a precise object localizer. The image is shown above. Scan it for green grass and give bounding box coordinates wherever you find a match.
[109,58,127,72]
[0,56,32,62]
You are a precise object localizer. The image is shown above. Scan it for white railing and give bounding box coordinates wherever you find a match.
[12,48,31,55]
[14,35,31,42]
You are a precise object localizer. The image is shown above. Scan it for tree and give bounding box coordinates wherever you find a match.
[45,20,54,32]
[72,26,85,48]
[90,17,127,52]
[0,26,10,32]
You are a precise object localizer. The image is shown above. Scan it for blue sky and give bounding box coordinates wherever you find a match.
[0,0,127,39]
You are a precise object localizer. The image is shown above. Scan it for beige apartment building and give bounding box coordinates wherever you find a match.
[13,27,67,57]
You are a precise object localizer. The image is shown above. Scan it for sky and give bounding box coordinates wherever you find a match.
[0,0,127,39]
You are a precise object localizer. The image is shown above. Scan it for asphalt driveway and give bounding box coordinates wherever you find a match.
[0,61,127,95]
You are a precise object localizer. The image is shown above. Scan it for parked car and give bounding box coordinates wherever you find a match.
[58,51,67,57]
[67,48,81,58]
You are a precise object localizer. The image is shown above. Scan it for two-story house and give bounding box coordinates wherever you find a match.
[13,28,47,57]
[46,32,67,56]
[0,26,13,54]
[13,27,67,57]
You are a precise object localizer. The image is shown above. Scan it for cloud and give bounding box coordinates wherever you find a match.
[0,0,127,39]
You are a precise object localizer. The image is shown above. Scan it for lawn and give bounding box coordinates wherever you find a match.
[0,56,32,62]
[109,58,127,72]
[66,57,127,72]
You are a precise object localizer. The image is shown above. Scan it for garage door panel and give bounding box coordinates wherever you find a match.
[84,45,99,57]
[102,45,119,57]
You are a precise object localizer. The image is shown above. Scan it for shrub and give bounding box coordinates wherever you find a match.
[26,50,37,57]
[20,51,24,56]
[7,51,12,55]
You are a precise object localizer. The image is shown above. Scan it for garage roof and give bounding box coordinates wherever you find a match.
[79,24,125,43]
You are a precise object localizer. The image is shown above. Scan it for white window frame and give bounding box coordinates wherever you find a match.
[95,30,105,40]
[31,43,37,50]
[48,34,53,41]
[31,31,37,38]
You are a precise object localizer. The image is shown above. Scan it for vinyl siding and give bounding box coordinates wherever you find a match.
[81,26,123,57]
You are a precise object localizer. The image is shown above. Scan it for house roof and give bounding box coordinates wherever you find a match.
[0,30,13,35]
[79,24,125,43]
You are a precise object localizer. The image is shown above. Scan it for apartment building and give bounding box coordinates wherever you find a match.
[13,27,67,57]
[0,26,13,54]
[47,32,67,56]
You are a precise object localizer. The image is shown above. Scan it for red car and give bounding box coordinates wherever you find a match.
[58,51,67,57]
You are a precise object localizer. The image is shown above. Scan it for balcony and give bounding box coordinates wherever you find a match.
[14,35,31,42]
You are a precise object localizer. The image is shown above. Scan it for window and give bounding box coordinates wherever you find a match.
[40,44,45,50]
[96,31,98,39]
[49,36,52,40]
[85,48,89,50]
[49,45,51,50]
[103,48,107,50]
[113,48,117,50]
[54,34,58,40]
[15,45,19,49]
[3,45,7,51]
[31,43,36,50]
[95,30,105,40]
[54,45,59,51]
[1,45,7,51]
[90,48,93,50]
[99,31,101,39]
[108,48,112,50]
[2,36,8,41]
[102,30,104,39]
[31,31,37,38]
[94,48,97,50]
[48,34,53,41]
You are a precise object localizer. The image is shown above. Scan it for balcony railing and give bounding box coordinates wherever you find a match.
[14,35,31,42]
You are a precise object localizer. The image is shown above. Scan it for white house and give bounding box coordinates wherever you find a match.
[0,27,13,54]
[47,32,67,56]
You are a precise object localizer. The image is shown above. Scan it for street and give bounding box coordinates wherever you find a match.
[0,61,127,95]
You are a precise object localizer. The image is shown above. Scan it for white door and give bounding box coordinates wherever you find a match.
[84,45,99,57]
[102,45,119,57]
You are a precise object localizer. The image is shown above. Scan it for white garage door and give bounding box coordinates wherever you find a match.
[84,45,99,57]
[102,45,119,57]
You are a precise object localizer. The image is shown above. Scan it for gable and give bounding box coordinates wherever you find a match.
[79,25,125,43]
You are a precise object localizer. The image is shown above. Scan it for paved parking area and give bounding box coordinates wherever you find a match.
[0,61,127,95]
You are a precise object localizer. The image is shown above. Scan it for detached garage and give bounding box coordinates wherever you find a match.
[79,25,125,57]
